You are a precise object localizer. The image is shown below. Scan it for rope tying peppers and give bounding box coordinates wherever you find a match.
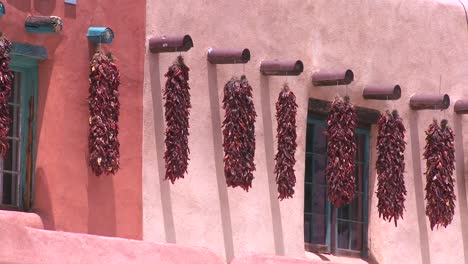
[88,49,120,176]
[163,56,191,183]
[424,119,456,230]
[0,36,13,157]
[376,110,407,226]
[222,75,256,191]
[326,95,357,208]
[274,84,297,200]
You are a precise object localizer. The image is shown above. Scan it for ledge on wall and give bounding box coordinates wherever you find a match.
[0,210,43,229]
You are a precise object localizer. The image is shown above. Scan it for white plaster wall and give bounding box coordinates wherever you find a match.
[143,1,468,263]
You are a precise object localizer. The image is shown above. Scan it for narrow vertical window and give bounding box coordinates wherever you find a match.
[304,115,369,258]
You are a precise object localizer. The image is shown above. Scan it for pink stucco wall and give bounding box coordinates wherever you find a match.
[143,0,468,264]
[0,218,224,264]
[1,1,144,239]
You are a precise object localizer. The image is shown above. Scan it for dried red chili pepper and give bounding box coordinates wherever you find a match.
[325,95,357,208]
[274,84,297,200]
[222,75,256,191]
[376,110,407,226]
[163,56,191,183]
[0,36,13,157]
[424,119,456,230]
[88,49,120,176]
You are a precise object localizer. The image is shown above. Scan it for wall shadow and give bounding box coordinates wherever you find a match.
[260,75,285,255]
[149,53,176,243]
[453,114,468,264]
[32,167,55,230]
[36,35,64,145]
[408,111,431,264]
[86,153,117,237]
[207,62,235,263]
[33,0,56,15]
[6,0,31,12]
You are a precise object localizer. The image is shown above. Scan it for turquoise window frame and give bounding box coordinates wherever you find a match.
[305,117,370,258]
[9,54,38,210]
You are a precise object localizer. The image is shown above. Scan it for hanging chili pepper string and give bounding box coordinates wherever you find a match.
[424,119,456,230]
[163,55,191,183]
[222,75,257,191]
[376,109,407,226]
[274,83,298,200]
[325,95,357,208]
[0,35,13,157]
[88,48,121,176]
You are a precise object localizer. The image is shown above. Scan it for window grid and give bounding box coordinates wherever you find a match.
[304,117,369,258]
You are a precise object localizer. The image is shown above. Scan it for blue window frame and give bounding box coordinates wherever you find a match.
[0,54,38,211]
[304,116,369,258]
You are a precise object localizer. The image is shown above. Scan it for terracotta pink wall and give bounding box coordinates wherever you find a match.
[1,1,144,239]
[0,219,224,264]
[143,0,468,264]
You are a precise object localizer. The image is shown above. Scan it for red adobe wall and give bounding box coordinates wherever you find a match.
[1,1,144,239]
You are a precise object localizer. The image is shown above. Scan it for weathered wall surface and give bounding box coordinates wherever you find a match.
[2,0,145,239]
[143,0,468,263]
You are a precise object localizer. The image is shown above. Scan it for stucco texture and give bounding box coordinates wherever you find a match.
[143,0,468,264]
[2,1,145,239]
[0,220,224,264]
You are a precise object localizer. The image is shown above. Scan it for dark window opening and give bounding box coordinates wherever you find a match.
[304,113,370,259]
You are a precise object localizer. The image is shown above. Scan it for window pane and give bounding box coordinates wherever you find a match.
[2,139,19,172]
[356,134,366,162]
[313,155,326,185]
[7,105,19,138]
[306,123,314,152]
[338,202,350,220]
[305,183,312,212]
[304,215,311,243]
[305,155,312,183]
[2,172,17,205]
[350,222,363,251]
[313,125,326,154]
[347,194,363,222]
[14,72,21,105]
[355,164,363,193]
[310,213,327,244]
[338,220,350,249]
[311,186,326,214]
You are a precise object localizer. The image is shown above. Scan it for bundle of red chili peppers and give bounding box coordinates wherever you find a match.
[326,95,357,208]
[424,119,456,230]
[274,84,297,200]
[222,75,256,191]
[163,56,191,183]
[0,36,13,157]
[376,110,407,226]
[88,49,120,176]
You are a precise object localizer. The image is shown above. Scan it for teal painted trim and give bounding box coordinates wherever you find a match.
[87,27,114,44]
[0,2,5,16]
[12,43,48,60]
[361,130,370,259]
[9,58,38,211]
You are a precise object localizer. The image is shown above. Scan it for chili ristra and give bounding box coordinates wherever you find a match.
[274,84,297,200]
[0,36,13,157]
[88,49,120,176]
[424,119,456,230]
[163,56,191,183]
[376,110,407,226]
[326,95,357,208]
[222,75,256,191]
